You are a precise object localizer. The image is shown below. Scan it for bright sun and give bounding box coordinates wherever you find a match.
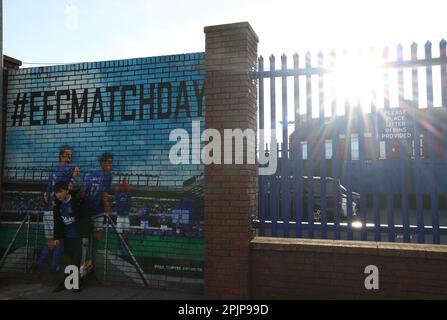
[333,51,382,114]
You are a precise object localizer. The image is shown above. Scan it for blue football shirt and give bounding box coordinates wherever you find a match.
[84,170,112,215]
[116,192,132,217]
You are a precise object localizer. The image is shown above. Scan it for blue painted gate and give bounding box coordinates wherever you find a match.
[255,41,447,244]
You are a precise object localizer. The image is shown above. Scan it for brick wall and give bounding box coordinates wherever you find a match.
[4,53,205,187]
[204,22,258,299]
[251,237,447,299]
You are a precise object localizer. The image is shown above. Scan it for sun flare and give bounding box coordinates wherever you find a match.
[333,52,382,113]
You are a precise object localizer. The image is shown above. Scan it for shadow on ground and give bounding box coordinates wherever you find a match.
[0,273,203,300]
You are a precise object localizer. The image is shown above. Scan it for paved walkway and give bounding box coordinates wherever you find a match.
[0,275,203,300]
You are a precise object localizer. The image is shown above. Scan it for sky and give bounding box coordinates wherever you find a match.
[4,0,447,67]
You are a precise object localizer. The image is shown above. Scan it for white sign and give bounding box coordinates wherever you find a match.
[380,109,413,140]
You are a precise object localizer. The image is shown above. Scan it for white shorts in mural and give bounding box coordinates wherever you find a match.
[43,211,54,239]
[116,216,130,233]
[140,221,149,230]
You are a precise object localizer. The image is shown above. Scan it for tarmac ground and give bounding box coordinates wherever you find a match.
[0,273,203,300]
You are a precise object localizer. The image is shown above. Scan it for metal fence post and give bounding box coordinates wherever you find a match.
[103,215,109,282]
[24,213,30,273]
[33,212,40,266]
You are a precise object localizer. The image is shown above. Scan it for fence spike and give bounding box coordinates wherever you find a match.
[425,40,432,50]
[425,41,432,60]
[411,42,418,59]
[440,39,446,59]
[397,44,403,59]
[441,41,446,60]
[317,51,323,65]
[293,53,299,70]
[305,52,311,66]
[293,53,299,62]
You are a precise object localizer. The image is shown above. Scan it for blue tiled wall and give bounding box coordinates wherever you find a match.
[5,53,205,187]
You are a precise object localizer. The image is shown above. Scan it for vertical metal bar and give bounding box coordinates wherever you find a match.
[370,48,381,242]
[33,212,40,265]
[425,42,434,108]
[383,47,395,242]
[330,51,341,240]
[423,42,433,236]
[277,141,281,230]
[281,54,291,237]
[258,56,266,237]
[411,43,424,243]
[269,55,278,237]
[345,109,353,240]
[441,39,447,107]
[104,215,109,281]
[397,45,410,243]
[318,51,327,238]
[357,105,367,241]
[397,44,405,106]
[425,42,440,244]
[443,39,447,245]
[444,103,447,244]
[25,214,31,273]
[356,48,366,241]
[372,122,381,241]
[439,39,447,245]
[293,53,303,238]
[426,126,438,244]
[305,52,314,238]
[400,137,410,242]
[341,51,354,240]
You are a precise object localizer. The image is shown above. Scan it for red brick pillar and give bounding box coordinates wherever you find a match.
[204,22,259,299]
